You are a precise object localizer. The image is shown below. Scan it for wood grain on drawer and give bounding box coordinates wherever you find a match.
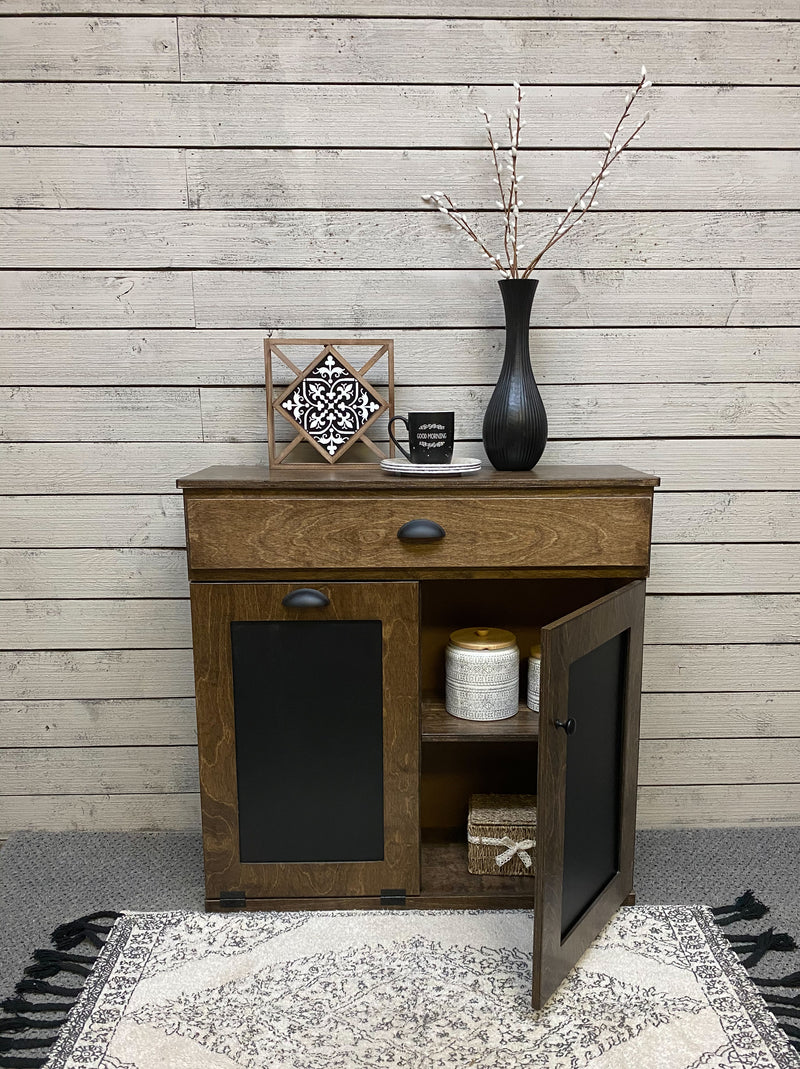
[185,494,652,571]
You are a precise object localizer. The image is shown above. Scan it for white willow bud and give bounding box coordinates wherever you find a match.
[625,94,631,104]
[421,195,433,202]
[603,131,612,142]
[641,64,647,77]
[580,199,586,209]
[512,81,521,89]
[510,147,517,156]
[643,80,652,89]
[633,133,641,140]
[643,112,651,121]
[495,201,504,209]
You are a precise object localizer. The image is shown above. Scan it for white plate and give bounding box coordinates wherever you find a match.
[380,457,482,477]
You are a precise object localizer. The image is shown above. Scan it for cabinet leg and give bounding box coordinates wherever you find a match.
[623,892,636,906]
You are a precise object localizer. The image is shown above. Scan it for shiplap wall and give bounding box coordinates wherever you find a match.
[1,1,799,836]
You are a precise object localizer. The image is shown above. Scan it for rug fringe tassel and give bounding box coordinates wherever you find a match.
[1,998,71,1016]
[724,927,797,969]
[51,912,118,952]
[14,979,81,999]
[0,1058,51,1069]
[0,911,119,1069]
[754,970,800,989]
[710,889,770,925]
[0,1018,68,1034]
[713,892,800,1055]
[761,992,800,1008]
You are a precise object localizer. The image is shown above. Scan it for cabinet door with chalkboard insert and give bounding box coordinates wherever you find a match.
[533,580,645,1008]
[190,581,419,905]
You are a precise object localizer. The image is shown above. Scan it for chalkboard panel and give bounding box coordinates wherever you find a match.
[560,631,627,938]
[230,620,384,864]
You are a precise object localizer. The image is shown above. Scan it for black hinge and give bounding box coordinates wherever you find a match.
[220,890,246,910]
[381,888,406,907]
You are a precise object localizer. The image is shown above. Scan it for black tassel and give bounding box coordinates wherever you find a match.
[32,950,95,967]
[763,992,800,1009]
[710,890,770,926]
[0,1018,66,1034]
[0,999,68,1016]
[51,913,119,952]
[724,928,797,969]
[754,971,800,989]
[23,962,90,981]
[50,912,118,943]
[0,1058,49,1069]
[0,1038,53,1052]
[772,1006,800,1021]
[14,980,80,999]
[782,1023,800,1040]
[24,949,95,981]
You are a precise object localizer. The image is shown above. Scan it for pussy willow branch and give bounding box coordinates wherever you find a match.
[423,71,651,278]
[508,90,522,276]
[484,111,512,269]
[521,73,650,276]
[439,193,507,273]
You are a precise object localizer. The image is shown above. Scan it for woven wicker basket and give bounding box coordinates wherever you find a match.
[467,793,537,878]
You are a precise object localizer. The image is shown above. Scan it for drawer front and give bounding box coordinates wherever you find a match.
[186,493,652,571]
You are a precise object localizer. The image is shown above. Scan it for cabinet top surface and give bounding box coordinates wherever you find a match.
[177,464,659,491]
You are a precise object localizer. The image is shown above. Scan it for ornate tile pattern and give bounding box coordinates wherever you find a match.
[279,348,386,459]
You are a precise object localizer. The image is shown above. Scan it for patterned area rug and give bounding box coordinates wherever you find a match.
[23,906,796,1069]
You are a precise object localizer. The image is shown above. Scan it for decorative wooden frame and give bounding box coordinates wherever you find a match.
[265,338,395,466]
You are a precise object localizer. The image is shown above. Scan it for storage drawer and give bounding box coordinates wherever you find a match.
[185,493,652,571]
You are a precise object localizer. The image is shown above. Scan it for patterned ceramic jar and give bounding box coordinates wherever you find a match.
[445,627,519,721]
[527,641,541,713]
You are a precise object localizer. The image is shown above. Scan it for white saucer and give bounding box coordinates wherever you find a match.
[380,457,482,477]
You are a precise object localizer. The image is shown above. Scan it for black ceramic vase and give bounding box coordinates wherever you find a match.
[482,277,548,471]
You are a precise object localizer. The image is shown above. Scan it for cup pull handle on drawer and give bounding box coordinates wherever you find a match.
[397,519,446,543]
[282,588,330,609]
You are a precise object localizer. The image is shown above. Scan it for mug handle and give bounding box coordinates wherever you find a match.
[388,416,412,461]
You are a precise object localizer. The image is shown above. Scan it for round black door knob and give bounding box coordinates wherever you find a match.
[555,718,577,735]
[282,588,330,609]
[397,519,446,542]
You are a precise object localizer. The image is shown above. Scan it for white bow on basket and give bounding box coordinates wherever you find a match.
[467,833,535,869]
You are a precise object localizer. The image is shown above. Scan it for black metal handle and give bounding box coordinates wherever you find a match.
[555,718,577,736]
[281,588,330,609]
[397,519,446,543]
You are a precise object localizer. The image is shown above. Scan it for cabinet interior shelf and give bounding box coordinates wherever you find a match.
[421,696,540,742]
[420,841,534,906]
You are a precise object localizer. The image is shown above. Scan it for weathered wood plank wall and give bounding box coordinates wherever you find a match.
[1,2,798,834]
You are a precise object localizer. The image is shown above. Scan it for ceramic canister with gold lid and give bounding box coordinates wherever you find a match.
[527,640,541,713]
[445,627,520,721]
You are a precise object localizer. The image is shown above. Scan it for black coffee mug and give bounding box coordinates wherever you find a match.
[388,411,455,464]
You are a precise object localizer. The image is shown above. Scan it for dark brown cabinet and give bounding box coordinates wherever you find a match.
[179,464,658,1007]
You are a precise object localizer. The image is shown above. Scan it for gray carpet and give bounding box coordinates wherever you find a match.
[0,828,798,997]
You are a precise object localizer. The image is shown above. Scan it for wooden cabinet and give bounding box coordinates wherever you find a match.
[179,463,659,1007]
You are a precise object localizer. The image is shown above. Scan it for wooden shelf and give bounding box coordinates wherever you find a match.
[421,696,540,742]
[419,841,534,908]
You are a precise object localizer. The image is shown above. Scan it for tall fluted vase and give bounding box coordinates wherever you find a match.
[482,277,548,471]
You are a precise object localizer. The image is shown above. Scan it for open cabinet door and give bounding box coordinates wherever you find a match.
[532,580,646,1008]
